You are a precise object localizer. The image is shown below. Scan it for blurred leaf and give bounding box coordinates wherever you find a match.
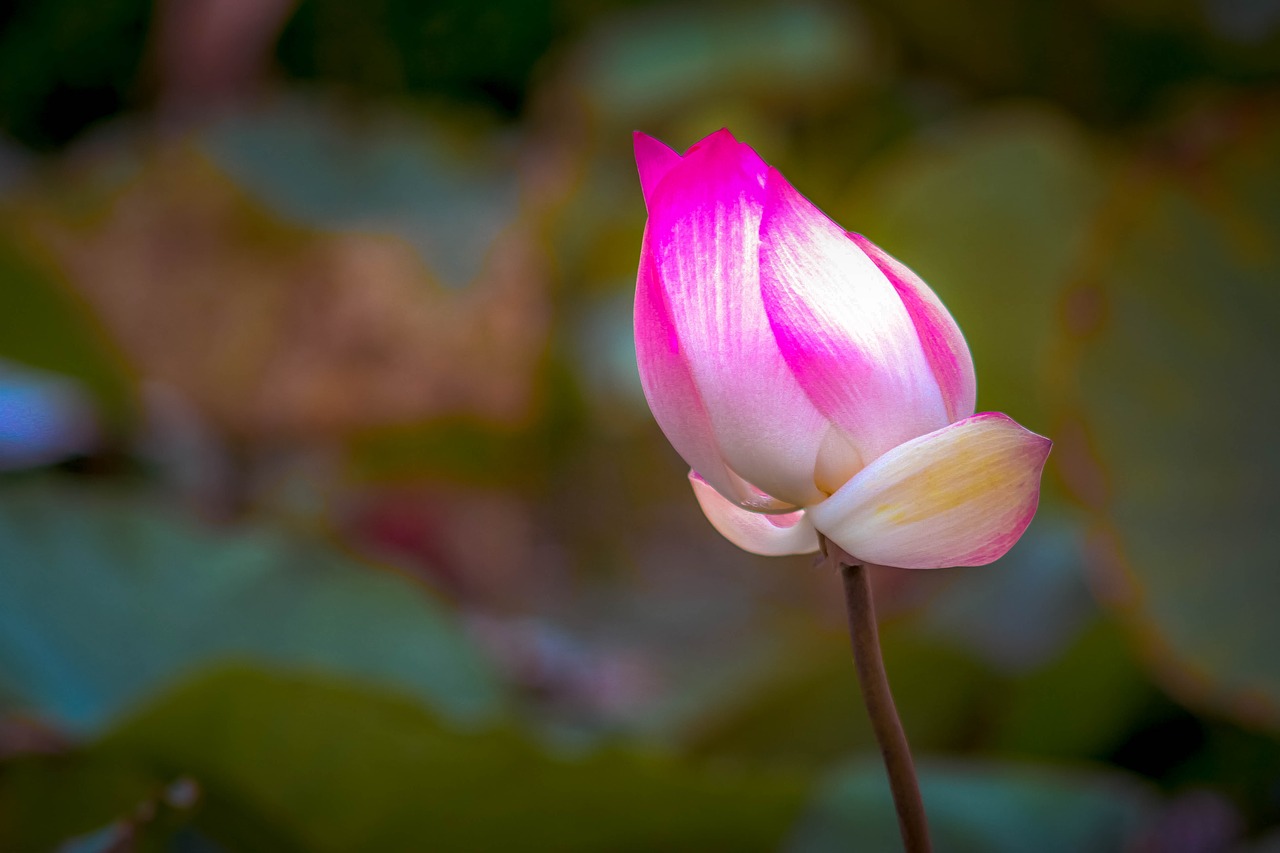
[101,666,809,851]
[0,749,296,852]
[0,752,159,851]
[0,479,505,733]
[20,141,548,439]
[787,758,1156,853]
[916,512,1096,674]
[576,1,875,124]
[0,0,151,150]
[1166,721,1280,829]
[856,0,1269,125]
[846,105,1109,435]
[347,418,548,486]
[0,237,134,427]
[202,97,524,289]
[1073,100,1280,727]
[682,622,996,765]
[988,617,1157,760]
[276,0,557,115]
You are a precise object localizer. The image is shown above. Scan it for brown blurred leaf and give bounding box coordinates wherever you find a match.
[20,140,549,441]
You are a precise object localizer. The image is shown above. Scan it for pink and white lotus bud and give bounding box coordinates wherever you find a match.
[633,129,1050,568]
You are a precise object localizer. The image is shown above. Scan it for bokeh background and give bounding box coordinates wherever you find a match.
[0,0,1278,849]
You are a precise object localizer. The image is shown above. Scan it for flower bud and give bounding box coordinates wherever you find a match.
[634,129,1050,568]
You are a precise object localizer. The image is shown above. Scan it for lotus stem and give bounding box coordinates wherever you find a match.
[824,536,932,852]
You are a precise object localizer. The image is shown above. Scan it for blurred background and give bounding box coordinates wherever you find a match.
[0,0,1277,849]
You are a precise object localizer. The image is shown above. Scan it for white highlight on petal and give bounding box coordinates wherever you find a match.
[758,171,949,464]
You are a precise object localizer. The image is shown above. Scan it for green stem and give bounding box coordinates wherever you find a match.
[826,537,932,852]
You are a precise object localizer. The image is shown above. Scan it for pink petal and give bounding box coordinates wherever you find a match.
[758,170,949,468]
[806,413,1051,569]
[645,130,829,506]
[633,131,682,209]
[848,233,976,422]
[635,224,794,512]
[690,472,819,556]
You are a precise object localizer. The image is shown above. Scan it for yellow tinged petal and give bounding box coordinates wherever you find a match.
[806,413,1051,569]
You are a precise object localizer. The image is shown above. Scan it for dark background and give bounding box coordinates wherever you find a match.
[0,0,1278,849]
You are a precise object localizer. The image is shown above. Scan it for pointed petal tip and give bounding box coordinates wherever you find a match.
[633,132,682,207]
[687,127,737,153]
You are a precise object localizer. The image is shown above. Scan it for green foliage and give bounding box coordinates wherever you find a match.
[201,98,524,289]
[989,618,1156,760]
[845,105,1108,436]
[0,237,135,427]
[789,758,1156,853]
[682,626,995,766]
[276,0,558,115]
[1076,104,1280,723]
[0,479,505,733]
[2,0,1280,846]
[0,753,161,851]
[98,666,809,851]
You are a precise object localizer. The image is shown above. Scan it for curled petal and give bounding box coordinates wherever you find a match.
[633,131,682,209]
[759,170,949,465]
[848,233,976,422]
[690,472,819,556]
[806,413,1051,569]
[647,130,829,506]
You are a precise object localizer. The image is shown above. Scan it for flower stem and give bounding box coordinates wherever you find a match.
[825,538,931,852]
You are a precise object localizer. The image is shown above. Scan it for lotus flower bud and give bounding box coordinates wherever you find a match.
[634,129,1050,568]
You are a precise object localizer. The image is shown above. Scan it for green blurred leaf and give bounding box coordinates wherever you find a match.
[988,617,1156,760]
[0,752,160,852]
[0,749,298,852]
[578,1,875,124]
[846,106,1108,435]
[916,512,1096,674]
[277,0,556,115]
[101,666,809,851]
[0,236,134,427]
[1075,101,1280,726]
[0,479,505,733]
[682,622,996,766]
[788,758,1156,852]
[202,96,523,289]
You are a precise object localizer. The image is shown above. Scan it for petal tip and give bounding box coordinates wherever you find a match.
[634,132,682,206]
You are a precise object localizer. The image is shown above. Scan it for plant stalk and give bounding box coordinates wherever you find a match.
[825,537,931,852]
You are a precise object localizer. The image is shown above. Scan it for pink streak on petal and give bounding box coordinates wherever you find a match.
[634,224,741,503]
[634,131,682,209]
[849,233,977,422]
[806,412,1051,569]
[646,131,829,506]
[758,170,949,466]
[635,224,795,513]
[690,472,820,556]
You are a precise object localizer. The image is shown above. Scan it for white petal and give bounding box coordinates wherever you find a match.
[690,472,820,556]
